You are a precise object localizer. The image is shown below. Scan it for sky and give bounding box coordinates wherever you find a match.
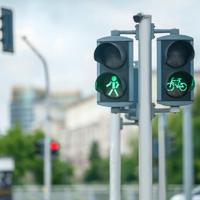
[0,0,200,131]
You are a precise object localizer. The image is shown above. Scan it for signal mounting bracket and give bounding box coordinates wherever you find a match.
[120,117,138,130]
[153,105,180,115]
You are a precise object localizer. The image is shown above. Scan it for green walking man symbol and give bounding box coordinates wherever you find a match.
[106,75,120,97]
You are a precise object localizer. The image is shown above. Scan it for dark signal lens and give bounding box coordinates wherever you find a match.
[166,41,194,67]
[94,43,126,68]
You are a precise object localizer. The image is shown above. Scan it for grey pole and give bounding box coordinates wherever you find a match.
[158,113,167,200]
[110,113,121,200]
[138,15,153,200]
[22,36,51,200]
[183,105,193,200]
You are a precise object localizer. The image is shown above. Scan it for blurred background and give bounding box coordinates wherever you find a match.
[0,0,200,200]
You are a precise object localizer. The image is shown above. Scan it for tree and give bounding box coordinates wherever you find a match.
[0,126,74,184]
[151,86,200,184]
[167,111,183,184]
[0,125,39,184]
[52,159,74,184]
[121,136,138,183]
[192,86,200,183]
[89,141,101,162]
[84,141,109,183]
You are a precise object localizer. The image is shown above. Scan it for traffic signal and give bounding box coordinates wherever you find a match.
[50,140,60,157]
[157,35,195,106]
[0,8,14,52]
[94,36,136,107]
[35,139,60,158]
[35,139,44,157]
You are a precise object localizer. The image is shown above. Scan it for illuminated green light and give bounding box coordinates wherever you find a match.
[167,77,187,92]
[95,73,126,99]
[165,71,194,98]
[111,75,117,82]
[191,79,195,90]
[106,75,120,97]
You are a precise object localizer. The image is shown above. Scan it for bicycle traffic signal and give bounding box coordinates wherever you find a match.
[94,36,137,107]
[157,35,195,106]
[0,8,14,52]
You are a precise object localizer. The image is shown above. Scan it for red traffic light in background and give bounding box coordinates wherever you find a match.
[35,139,60,158]
[50,140,60,157]
[50,140,60,151]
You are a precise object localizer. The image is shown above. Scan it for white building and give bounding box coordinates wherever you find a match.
[32,90,81,136]
[58,95,137,178]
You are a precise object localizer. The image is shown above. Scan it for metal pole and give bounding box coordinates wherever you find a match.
[158,113,167,200]
[22,36,51,200]
[183,105,193,200]
[138,15,152,200]
[110,113,121,200]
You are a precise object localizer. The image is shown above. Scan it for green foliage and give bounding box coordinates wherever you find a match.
[121,155,138,183]
[167,111,183,184]
[89,141,101,162]
[152,116,158,137]
[84,141,109,183]
[151,86,200,184]
[121,136,138,183]
[84,138,139,184]
[192,87,200,117]
[122,88,200,184]
[192,87,200,184]
[0,126,74,185]
[83,87,200,184]
[52,159,74,184]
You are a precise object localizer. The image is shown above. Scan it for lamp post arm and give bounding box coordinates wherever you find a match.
[22,35,51,200]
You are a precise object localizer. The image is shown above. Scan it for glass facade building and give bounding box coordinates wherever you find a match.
[10,87,45,132]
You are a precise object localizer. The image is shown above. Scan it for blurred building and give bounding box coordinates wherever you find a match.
[58,95,136,178]
[10,87,81,133]
[10,87,45,132]
[33,90,81,135]
[59,96,109,178]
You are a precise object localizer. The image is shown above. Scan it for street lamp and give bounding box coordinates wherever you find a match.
[22,36,51,200]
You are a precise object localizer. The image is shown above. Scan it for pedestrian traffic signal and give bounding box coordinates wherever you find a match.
[0,8,14,52]
[157,35,195,106]
[94,36,136,107]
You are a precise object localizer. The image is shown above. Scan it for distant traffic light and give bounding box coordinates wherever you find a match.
[35,139,44,157]
[94,36,137,107]
[157,35,195,106]
[35,139,60,158]
[0,8,14,52]
[50,140,60,157]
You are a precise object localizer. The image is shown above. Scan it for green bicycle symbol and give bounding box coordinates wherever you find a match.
[167,77,187,92]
